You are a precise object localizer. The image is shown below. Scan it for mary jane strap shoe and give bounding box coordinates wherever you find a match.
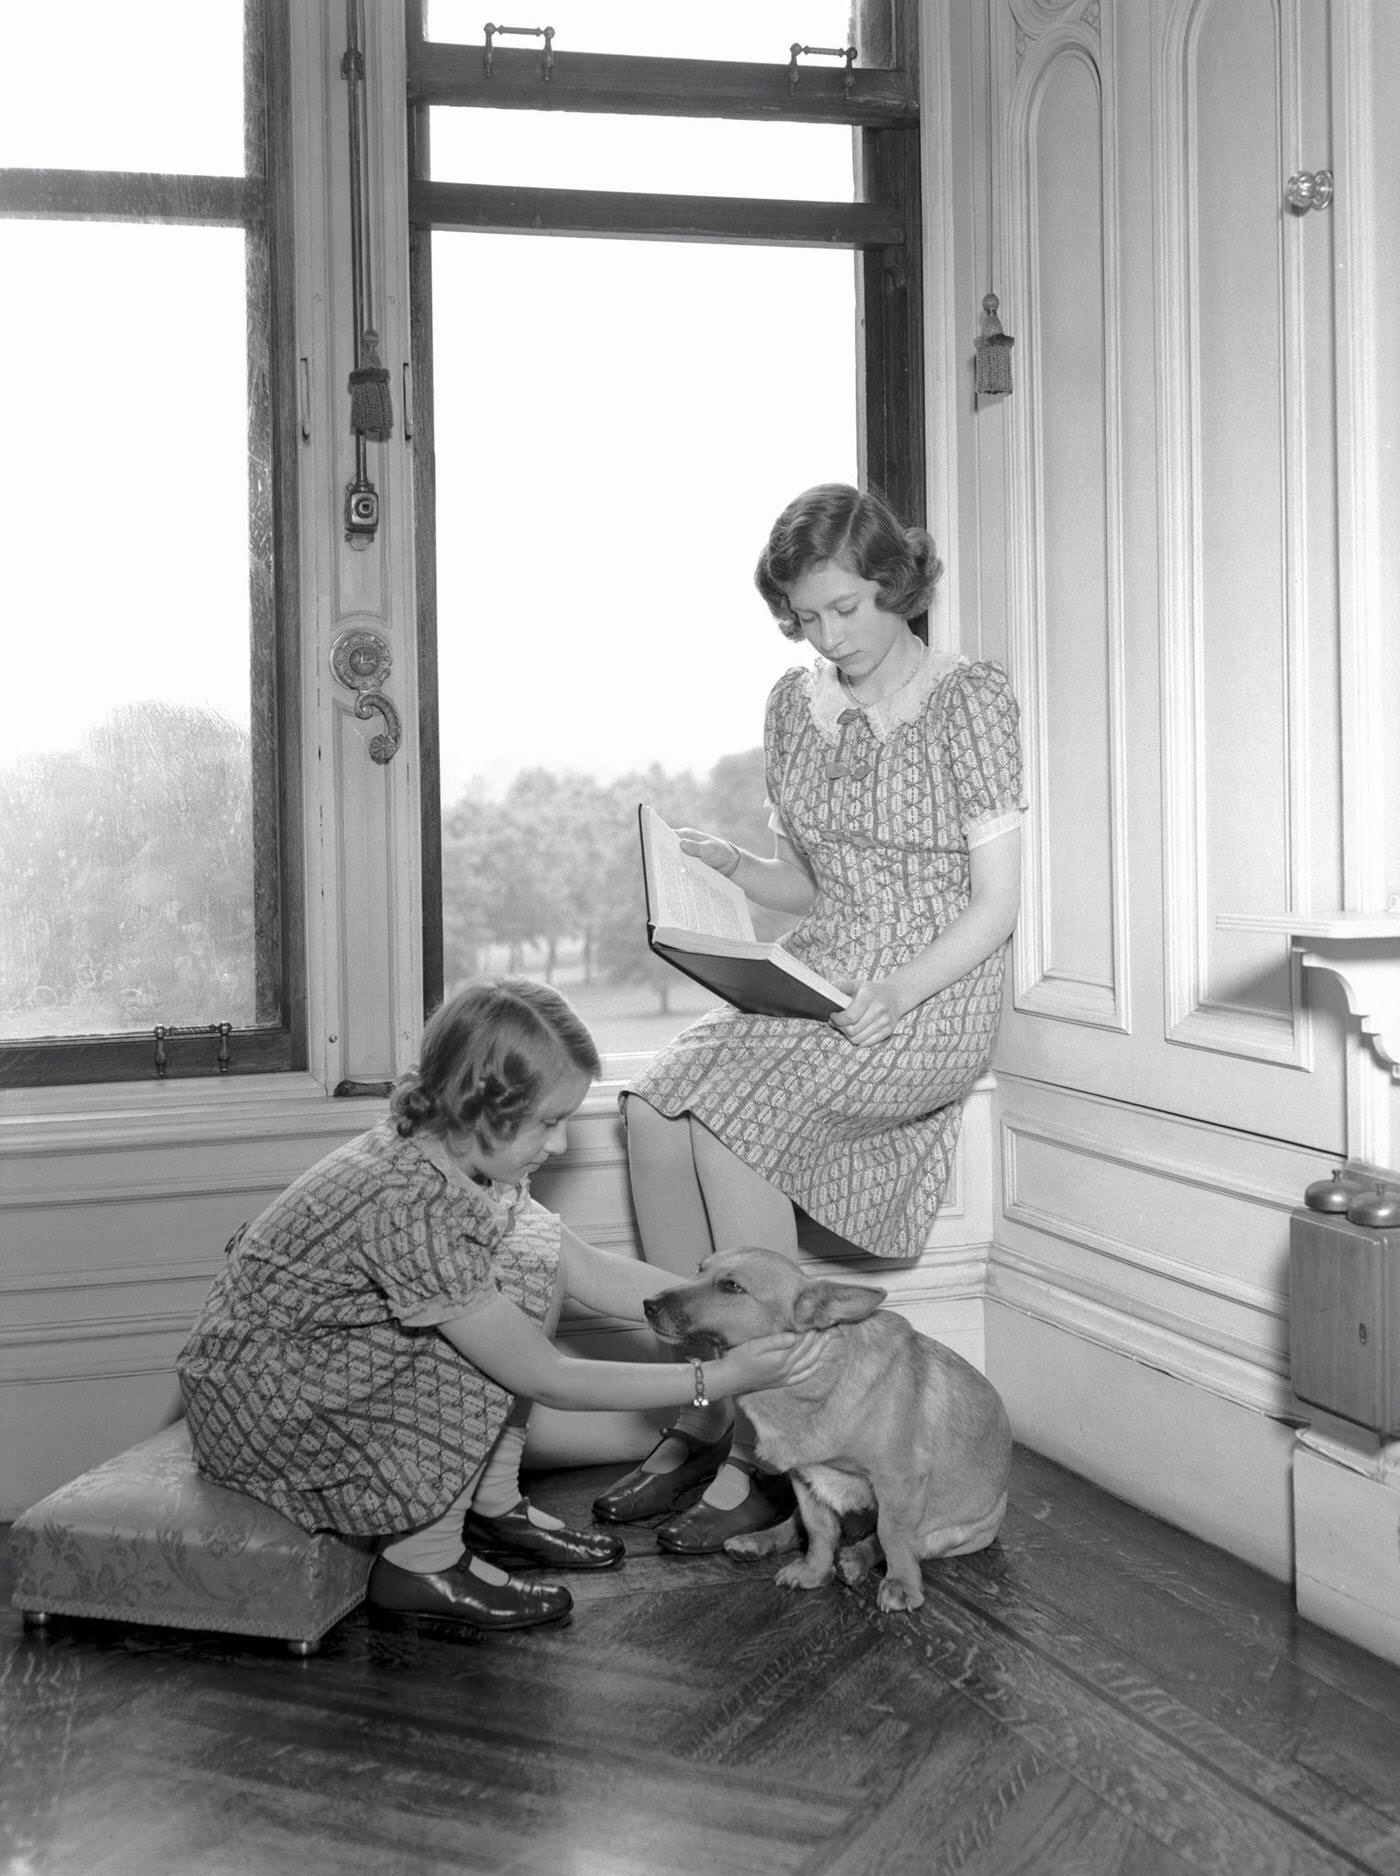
[654,1464,796,1556]
[461,1502,624,1571]
[366,1555,572,1633]
[591,1427,732,1525]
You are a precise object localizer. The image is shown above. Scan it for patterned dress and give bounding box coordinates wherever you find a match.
[177,1119,560,1535]
[627,652,1024,1262]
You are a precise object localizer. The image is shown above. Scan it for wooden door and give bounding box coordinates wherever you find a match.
[990,0,1347,1154]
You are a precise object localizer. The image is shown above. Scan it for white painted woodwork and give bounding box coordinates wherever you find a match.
[927,0,1399,1634]
[990,0,1352,1148]
[293,0,423,1093]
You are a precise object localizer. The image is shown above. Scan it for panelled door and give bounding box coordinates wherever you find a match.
[991,0,1347,1154]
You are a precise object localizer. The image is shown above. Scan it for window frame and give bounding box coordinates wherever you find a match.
[0,0,304,1088]
[404,0,924,1012]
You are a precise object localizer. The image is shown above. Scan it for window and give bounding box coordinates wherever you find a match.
[408,2,922,1056]
[0,0,301,1085]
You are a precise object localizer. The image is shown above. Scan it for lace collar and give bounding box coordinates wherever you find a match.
[806,645,965,744]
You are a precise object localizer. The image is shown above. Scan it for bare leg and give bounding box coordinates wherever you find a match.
[690,1119,799,1261]
[623,1095,715,1277]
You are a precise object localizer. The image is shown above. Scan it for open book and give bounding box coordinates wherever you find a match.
[638,804,849,1022]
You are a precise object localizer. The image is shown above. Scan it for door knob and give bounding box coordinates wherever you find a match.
[1285,169,1333,212]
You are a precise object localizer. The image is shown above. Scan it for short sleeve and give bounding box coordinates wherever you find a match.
[944,660,1026,848]
[762,668,803,822]
[370,1187,501,1329]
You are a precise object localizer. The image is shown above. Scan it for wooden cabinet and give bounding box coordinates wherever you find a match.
[1290,1209,1400,1436]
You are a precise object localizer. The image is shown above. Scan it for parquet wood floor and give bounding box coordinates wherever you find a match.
[4,1447,1400,1876]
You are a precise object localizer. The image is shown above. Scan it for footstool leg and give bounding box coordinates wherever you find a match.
[286,1637,321,1657]
[21,1611,52,1631]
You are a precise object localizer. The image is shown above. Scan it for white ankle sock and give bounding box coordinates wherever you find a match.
[381,1512,473,1575]
[700,1460,754,1512]
[471,1423,528,1517]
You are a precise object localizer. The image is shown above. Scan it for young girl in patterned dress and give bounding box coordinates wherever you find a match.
[593,483,1024,1554]
[178,979,820,1637]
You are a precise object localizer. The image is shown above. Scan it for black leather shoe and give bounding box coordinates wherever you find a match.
[366,1555,572,1633]
[461,1502,624,1571]
[591,1427,733,1524]
[654,1465,796,1556]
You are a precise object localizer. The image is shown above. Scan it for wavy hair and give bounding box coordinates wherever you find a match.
[389,977,601,1144]
[754,483,944,641]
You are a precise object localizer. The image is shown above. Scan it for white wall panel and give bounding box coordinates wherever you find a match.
[1006,6,1130,1035]
[991,1072,1325,1413]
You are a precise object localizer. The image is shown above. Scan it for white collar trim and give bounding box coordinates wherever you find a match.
[807,646,965,743]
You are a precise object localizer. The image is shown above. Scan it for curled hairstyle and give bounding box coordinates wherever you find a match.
[389,977,601,1145]
[754,483,944,641]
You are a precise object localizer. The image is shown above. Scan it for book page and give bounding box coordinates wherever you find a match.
[641,805,756,943]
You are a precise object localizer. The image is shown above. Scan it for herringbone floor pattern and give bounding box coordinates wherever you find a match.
[5,1448,1400,1875]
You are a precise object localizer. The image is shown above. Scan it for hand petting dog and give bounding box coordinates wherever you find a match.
[644,1245,1012,1613]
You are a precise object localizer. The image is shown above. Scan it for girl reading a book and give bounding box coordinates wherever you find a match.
[593,483,1024,1553]
[178,978,820,1637]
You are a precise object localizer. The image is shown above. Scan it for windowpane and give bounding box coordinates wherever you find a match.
[0,221,262,1041]
[431,232,857,1056]
[424,2,864,64]
[430,108,855,200]
[0,1,245,175]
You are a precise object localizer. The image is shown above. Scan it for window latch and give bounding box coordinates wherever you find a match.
[483,23,556,81]
[788,43,857,97]
[154,1023,233,1078]
[331,628,403,766]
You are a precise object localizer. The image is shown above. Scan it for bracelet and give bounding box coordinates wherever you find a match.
[715,840,742,879]
[690,1358,709,1408]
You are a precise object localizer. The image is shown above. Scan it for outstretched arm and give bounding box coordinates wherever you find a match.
[557,1226,682,1320]
[437,1290,822,1413]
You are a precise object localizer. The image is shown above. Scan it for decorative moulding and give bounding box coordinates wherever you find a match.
[1216,915,1400,1076]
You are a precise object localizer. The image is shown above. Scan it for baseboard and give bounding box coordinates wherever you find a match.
[985,1298,1296,1581]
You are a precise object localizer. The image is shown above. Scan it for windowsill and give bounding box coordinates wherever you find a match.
[0,1066,633,1157]
[0,1058,998,1158]
[0,1072,351,1155]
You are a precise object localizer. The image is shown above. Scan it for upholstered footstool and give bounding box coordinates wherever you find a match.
[9,1420,373,1656]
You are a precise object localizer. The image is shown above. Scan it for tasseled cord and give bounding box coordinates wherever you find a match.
[975,292,1015,397]
[349,327,394,439]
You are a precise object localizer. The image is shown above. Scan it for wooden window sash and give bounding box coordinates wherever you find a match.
[408,180,903,248]
[408,40,916,128]
[0,0,302,1088]
[407,3,923,1018]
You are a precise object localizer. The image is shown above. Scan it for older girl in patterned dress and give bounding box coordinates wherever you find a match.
[178,979,820,1637]
[594,484,1024,1554]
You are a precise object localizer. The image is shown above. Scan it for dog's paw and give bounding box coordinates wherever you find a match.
[835,1535,880,1584]
[725,1523,798,1560]
[725,1532,774,1559]
[775,1560,834,1593]
[877,1576,925,1613]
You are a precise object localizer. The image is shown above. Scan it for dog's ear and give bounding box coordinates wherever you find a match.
[793,1280,886,1329]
